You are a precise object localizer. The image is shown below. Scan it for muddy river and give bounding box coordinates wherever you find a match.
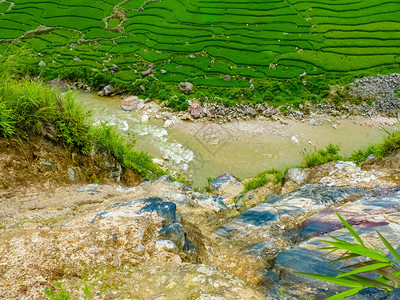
[77,92,398,187]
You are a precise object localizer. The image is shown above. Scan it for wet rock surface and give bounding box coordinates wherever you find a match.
[2,152,400,299]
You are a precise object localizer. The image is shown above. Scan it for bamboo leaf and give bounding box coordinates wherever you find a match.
[326,288,362,300]
[298,273,364,288]
[332,253,361,263]
[323,241,391,263]
[377,231,400,266]
[337,262,391,278]
[376,269,400,286]
[349,274,394,291]
[342,260,382,269]
[335,211,364,246]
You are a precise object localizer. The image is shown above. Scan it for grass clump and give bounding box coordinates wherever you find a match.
[0,52,171,180]
[95,123,165,178]
[301,144,342,168]
[349,129,400,164]
[243,169,284,192]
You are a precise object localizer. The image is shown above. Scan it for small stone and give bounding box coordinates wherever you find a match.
[38,60,46,67]
[68,168,75,181]
[141,115,149,122]
[74,57,82,62]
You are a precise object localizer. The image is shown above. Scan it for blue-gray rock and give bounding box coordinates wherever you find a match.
[136,198,177,225]
[163,191,189,204]
[266,214,400,299]
[198,196,228,212]
[92,197,178,225]
[158,222,186,251]
[215,184,368,238]
[345,287,387,300]
[284,168,307,185]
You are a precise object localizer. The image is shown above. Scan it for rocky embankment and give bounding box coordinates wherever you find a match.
[1,144,399,299]
[50,73,400,125]
[121,73,400,124]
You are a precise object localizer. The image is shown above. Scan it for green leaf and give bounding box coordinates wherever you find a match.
[337,262,391,278]
[350,274,394,291]
[376,269,400,286]
[335,211,364,246]
[322,240,391,263]
[298,273,364,288]
[377,231,400,266]
[326,288,362,300]
[342,260,383,269]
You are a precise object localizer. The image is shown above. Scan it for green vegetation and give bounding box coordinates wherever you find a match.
[301,212,400,300]
[45,282,70,300]
[243,126,400,192]
[0,53,168,179]
[350,128,400,164]
[0,0,398,107]
[243,169,285,193]
[301,144,342,168]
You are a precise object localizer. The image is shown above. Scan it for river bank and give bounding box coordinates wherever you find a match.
[77,91,399,187]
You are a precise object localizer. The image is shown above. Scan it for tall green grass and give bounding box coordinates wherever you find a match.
[0,52,167,179]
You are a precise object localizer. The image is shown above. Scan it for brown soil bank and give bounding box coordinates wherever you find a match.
[0,136,141,198]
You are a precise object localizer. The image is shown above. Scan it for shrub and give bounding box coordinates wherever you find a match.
[349,128,400,164]
[95,123,166,178]
[243,169,284,192]
[301,144,341,168]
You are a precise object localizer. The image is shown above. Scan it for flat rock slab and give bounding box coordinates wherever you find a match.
[214,184,368,239]
[92,197,178,225]
[298,185,400,239]
[266,220,400,299]
[266,186,400,299]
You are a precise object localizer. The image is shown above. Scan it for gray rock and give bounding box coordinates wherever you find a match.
[120,96,145,111]
[198,196,228,212]
[285,168,307,185]
[158,222,186,251]
[179,82,194,94]
[189,102,202,119]
[38,60,46,67]
[68,168,75,181]
[155,239,179,254]
[214,184,368,239]
[98,85,113,96]
[163,191,189,204]
[250,83,255,92]
[223,75,231,81]
[210,173,244,199]
[74,57,82,62]
[345,287,387,300]
[47,78,70,91]
[141,65,154,77]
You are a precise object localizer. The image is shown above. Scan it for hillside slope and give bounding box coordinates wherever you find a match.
[0,0,399,88]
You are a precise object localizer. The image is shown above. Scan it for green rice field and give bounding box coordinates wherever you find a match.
[0,0,399,88]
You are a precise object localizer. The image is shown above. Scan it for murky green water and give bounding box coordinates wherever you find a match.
[77,92,396,187]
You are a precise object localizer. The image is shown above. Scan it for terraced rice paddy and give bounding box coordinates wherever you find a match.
[0,0,400,87]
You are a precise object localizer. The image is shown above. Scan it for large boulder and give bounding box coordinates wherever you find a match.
[189,101,202,119]
[98,84,114,96]
[210,173,244,199]
[120,96,145,111]
[178,82,194,94]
